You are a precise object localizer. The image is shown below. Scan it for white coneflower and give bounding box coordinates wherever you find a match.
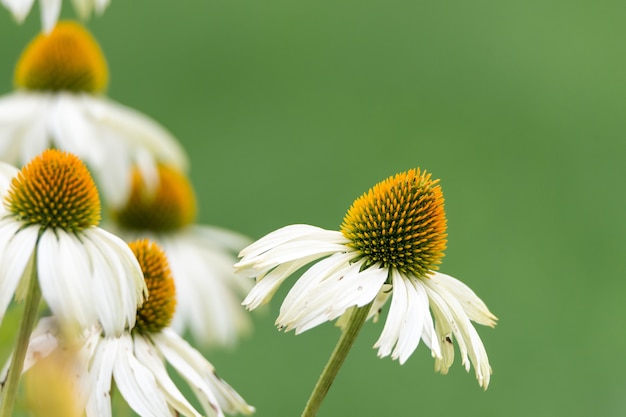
[236,168,497,389]
[0,21,188,208]
[0,149,146,335]
[4,240,256,417]
[2,0,111,33]
[109,164,253,347]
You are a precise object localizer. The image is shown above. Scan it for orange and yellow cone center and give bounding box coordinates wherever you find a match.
[112,165,197,232]
[4,149,101,232]
[14,21,108,93]
[130,240,177,334]
[340,169,447,277]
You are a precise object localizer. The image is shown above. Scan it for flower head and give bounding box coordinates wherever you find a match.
[0,149,146,335]
[110,164,253,346]
[129,239,177,333]
[2,0,111,33]
[0,21,188,208]
[15,20,108,93]
[6,240,255,417]
[235,169,497,388]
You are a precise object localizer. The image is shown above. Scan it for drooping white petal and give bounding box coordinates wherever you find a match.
[237,224,348,261]
[39,0,62,33]
[37,230,98,330]
[51,94,104,167]
[0,221,37,322]
[86,337,116,417]
[112,335,173,417]
[279,251,353,319]
[241,252,333,309]
[374,270,408,359]
[280,259,387,334]
[82,228,146,335]
[82,96,188,171]
[71,0,93,19]
[0,93,51,164]
[389,275,431,364]
[153,329,255,416]
[133,334,203,417]
[429,271,497,327]
[94,0,109,14]
[422,277,492,389]
[1,0,35,23]
[160,231,251,346]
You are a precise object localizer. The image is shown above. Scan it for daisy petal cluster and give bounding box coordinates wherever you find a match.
[2,0,111,33]
[236,169,497,388]
[0,149,146,335]
[110,163,253,347]
[5,240,255,417]
[0,21,188,208]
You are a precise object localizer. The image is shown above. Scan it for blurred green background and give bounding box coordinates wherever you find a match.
[1,0,625,416]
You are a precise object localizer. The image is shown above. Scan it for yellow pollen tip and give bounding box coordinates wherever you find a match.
[4,149,101,232]
[129,239,177,334]
[340,168,447,277]
[112,165,197,232]
[14,21,108,93]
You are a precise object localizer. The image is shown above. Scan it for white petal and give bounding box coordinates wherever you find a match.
[241,252,330,310]
[82,228,146,335]
[279,252,352,318]
[429,271,497,326]
[50,94,103,165]
[280,259,387,334]
[82,96,188,170]
[159,232,251,346]
[0,221,37,317]
[423,278,493,389]
[37,230,97,330]
[374,271,408,359]
[39,0,62,33]
[86,337,116,417]
[390,275,429,364]
[94,0,109,14]
[1,0,35,22]
[133,334,202,417]
[238,224,347,260]
[0,93,51,164]
[71,0,93,19]
[112,335,173,417]
[154,329,254,416]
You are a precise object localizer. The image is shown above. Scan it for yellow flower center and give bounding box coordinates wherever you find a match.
[340,169,447,277]
[112,165,197,232]
[130,239,177,333]
[14,21,108,93]
[4,150,101,232]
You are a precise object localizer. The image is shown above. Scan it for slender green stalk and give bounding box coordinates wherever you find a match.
[0,253,41,417]
[301,302,373,417]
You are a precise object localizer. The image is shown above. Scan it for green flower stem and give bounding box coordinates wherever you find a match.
[0,254,41,417]
[301,301,373,417]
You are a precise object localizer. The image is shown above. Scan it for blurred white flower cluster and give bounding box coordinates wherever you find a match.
[0,19,254,417]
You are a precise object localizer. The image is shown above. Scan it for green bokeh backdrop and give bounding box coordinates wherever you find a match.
[1,0,625,416]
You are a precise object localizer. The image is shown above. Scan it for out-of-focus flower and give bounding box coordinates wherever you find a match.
[0,21,188,208]
[110,164,253,347]
[2,0,111,33]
